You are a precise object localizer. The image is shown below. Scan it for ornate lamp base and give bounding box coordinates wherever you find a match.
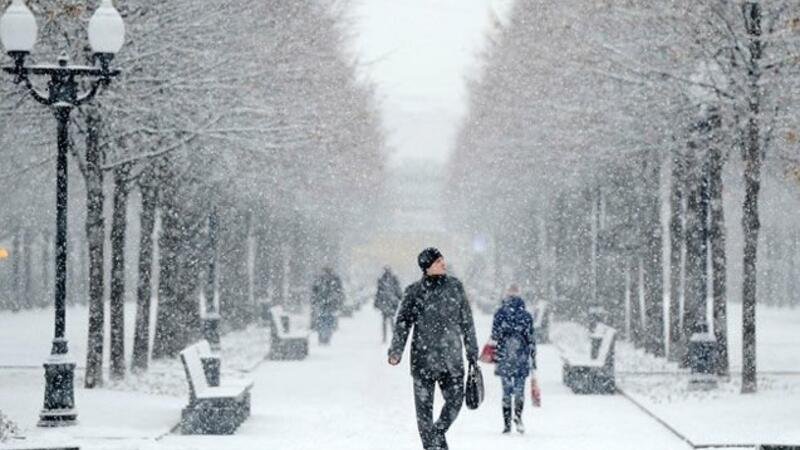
[202,313,222,352]
[38,351,77,427]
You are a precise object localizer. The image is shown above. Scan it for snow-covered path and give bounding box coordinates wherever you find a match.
[156,308,690,450]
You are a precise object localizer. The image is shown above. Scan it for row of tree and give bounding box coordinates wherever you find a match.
[447,1,800,393]
[0,0,385,388]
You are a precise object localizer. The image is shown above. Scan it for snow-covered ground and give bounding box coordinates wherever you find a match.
[0,302,796,449]
[616,305,800,447]
[0,302,149,369]
[552,303,800,447]
[0,301,268,447]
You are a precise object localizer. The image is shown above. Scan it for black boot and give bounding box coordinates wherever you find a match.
[514,398,525,434]
[502,404,512,433]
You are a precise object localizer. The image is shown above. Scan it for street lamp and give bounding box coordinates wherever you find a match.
[0,0,125,427]
[203,208,222,352]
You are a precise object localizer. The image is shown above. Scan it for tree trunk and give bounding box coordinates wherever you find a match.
[591,190,601,310]
[131,182,158,373]
[40,231,52,308]
[762,231,775,306]
[152,175,203,359]
[288,219,305,312]
[643,152,665,356]
[152,179,181,359]
[577,189,594,317]
[253,231,270,302]
[709,142,729,376]
[109,166,131,380]
[741,0,762,394]
[270,226,286,306]
[779,233,787,307]
[682,139,709,367]
[668,146,686,361]
[205,208,219,310]
[11,231,21,312]
[792,231,799,309]
[174,207,204,347]
[246,213,257,315]
[219,210,250,329]
[629,257,643,347]
[22,229,32,309]
[78,236,88,306]
[494,231,504,293]
[84,113,106,389]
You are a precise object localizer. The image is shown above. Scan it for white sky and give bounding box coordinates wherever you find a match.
[350,0,514,166]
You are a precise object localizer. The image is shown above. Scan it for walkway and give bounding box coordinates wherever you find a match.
[156,308,691,450]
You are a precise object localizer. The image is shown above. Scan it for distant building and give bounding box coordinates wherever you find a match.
[344,159,469,284]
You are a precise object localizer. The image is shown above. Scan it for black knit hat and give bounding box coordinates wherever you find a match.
[418,247,443,272]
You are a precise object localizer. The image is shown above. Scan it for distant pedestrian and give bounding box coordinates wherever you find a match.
[310,266,345,345]
[388,247,479,450]
[491,284,537,434]
[374,266,402,343]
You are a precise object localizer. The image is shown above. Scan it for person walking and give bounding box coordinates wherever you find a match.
[310,266,345,345]
[374,266,402,343]
[388,247,479,450]
[491,284,537,434]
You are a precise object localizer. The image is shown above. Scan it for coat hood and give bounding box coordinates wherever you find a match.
[501,295,526,311]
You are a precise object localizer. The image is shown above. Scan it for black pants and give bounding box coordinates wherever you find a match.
[413,371,464,450]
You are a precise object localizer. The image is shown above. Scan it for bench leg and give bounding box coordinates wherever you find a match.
[565,366,612,394]
[589,371,615,394]
[270,339,309,360]
[181,404,242,435]
[235,392,251,425]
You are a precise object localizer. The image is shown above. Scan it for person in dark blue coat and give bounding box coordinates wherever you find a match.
[491,284,537,434]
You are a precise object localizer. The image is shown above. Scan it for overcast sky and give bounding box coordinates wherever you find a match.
[351,0,513,167]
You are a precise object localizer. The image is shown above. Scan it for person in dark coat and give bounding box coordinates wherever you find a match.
[375,266,403,343]
[388,247,479,450]
[310,267,345,344]
[491,284,537,434]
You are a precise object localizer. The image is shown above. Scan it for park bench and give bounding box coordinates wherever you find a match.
[179,342,253,434]
[562,323,617,394]
[263,305,309,360]
[533,301,551,344]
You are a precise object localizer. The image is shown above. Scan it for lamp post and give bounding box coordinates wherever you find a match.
[0,0,125,427]
[203,208,221,352]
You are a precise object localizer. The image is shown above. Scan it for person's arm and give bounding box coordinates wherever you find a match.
[388,285,416,362]
[458,283,479,364]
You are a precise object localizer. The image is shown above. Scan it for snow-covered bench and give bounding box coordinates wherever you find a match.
[264,305,309,360]
[562,323,617,394]
[534,301,551,344]
[179,342,253,434]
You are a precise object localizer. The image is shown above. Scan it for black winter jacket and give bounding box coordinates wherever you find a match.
[375,270,402,316]
[389,275,479,379]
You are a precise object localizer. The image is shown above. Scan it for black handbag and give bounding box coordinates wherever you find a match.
[465,362,484,410]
